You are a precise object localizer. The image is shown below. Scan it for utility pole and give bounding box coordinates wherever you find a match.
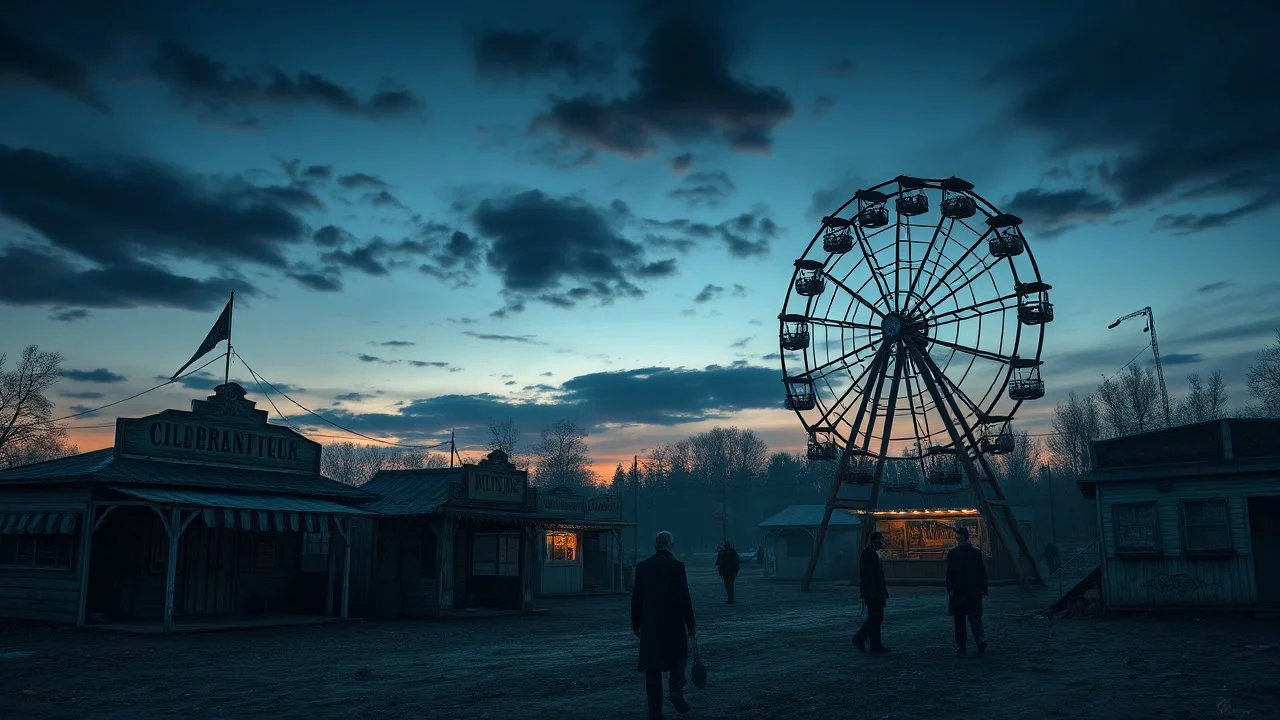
[449,431,456,468]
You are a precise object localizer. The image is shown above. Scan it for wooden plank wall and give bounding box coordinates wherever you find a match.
[1098,479,1279,608]
[0,486,90,624]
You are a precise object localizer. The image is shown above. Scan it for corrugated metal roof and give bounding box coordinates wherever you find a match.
[361,469,459,515]
[109,486,371,514]
[758,505,861,528]
[0,448,372,500]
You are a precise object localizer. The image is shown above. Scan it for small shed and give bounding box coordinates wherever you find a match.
[758,505,861,581]
[0,383,374,632]
[1078,419,1280,613]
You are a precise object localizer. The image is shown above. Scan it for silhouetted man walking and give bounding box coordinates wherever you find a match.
[1042,541,1060,574]
[853,531,890,653]
[947,526,989,655]
[716,541,740,604]
[633,530,696,719]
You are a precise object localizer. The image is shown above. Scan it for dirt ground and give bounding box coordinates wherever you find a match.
[2,558,1279,720]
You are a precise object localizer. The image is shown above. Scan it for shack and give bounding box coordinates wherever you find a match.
[1077,419,1280,613]
[357,450,583,618]
[533,486,629,596]
[0,383,373,632]
[758,505,861,581]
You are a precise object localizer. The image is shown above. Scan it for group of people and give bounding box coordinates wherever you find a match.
[630,525,993,718]
[854,525,990,655]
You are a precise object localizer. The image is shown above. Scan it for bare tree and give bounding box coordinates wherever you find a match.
[1047,392,1101,476]
[1173,371,1229,425]
[486,417,528,469]
[532,419,595,488]
[994,430,1042,488]
[1096,364,1165,436]
[320,441,384,485]
[0,345,78,469]
[379,447,451,471]
[1244,331,1280,418]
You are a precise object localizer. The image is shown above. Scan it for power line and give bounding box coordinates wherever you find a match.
[42,353,227,426]
[232,350,451,450]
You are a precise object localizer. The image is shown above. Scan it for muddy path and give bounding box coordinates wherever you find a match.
[2,560,1278,719]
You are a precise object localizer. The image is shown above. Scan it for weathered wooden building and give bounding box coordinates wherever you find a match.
[0,383,373,632]
[357,450,571,618]
[1078,419,1280,613]
[758,504,861,581]
[531,486,629,596]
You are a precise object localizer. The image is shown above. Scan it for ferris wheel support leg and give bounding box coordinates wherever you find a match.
[972,449,1044,587]
[855,349,907,584]
[800,345,891,591]
[905,340,1036,592]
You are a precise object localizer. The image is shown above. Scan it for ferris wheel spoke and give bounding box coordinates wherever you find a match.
[819,342,892,438]
[910,226,994,317]
[905,214,950,302]
[806,337,880,380]
[918,255,1003,319]
[927,292,1020,328]
[852,229,894,307]
[804,316,882,334]
[870,348,906,460]
[904,340,982,456]
[853,346,895,453]
[927,337,1015,366]
[900,354,934,446]
[825,275,887,319]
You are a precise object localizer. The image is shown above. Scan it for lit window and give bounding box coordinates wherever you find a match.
[545,532,578,562]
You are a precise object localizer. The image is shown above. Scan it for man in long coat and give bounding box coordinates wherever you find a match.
[715,541,740,603]
[853,531,890,652]
[946,525,989,655]
[632,530,697,719]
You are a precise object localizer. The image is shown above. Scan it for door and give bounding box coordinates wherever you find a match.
[1248,497,1280,604]
[181,521,237,616]
[582,532,608,590]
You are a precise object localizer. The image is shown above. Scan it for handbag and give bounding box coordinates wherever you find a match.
[690,635,708,689]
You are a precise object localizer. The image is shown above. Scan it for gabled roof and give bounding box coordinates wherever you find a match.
[759,505,861,529]
[361,468,460,515]
[0,448,372,500]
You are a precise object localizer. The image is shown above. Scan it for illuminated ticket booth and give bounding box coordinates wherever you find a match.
[533,487,629,596]
[857,498,1034,586]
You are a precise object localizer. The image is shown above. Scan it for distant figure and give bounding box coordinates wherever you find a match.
[756,544,765,568]
[1042,542,1061,574]
[853,531,890,653]
[632,530,696,719]
[716,541,741,604]
[947,526,989,655]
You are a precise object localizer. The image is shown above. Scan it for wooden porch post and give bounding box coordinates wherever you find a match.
[163,505,180,634]
[76,503,95,627]
[520,524,534,612]
[325,526,337,617]
[436,514,454,612]
[340,518,352,620]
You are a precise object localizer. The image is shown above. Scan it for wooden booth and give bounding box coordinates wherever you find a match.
[846,487,1034,587]
[758,505,861,581]
[533,487,629,596]
[0,383,374,632]
[358,450,584,618]
[1078,419,1280,614]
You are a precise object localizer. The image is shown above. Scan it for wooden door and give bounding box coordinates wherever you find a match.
[1248,497,1280,604]
[182,521,237,616]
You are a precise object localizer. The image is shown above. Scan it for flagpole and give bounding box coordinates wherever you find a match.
[224,291,234,386]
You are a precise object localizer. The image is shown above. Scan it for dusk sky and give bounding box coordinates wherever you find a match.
[2,0,1276,477]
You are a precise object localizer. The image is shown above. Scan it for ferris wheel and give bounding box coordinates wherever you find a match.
[778,175,1053,591]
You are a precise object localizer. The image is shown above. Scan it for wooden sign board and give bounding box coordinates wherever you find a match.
[465,469,527,504]
[538,486,586,516]
[585,494,622,521]
[114,383,321,473]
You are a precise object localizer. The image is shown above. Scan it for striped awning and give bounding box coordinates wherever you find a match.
[0,512,79,534]
[201,508,331,533]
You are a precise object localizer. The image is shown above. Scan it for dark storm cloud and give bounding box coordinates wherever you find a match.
[464,332,544,345]
[337,173,389,190]
[644,210,778,258]
[60,368,126,383]
[335,392,375,403]
[989,1,1280,230]
[408,361,449,368]
[1197,281,1230,294]
[163,371,301,393]
[0,247,248,311]
[468,190,666,308]
[357,354,394,364]
[288,270,342,292]
[62,391,105,400]
[0,145,315,270]
[667,171,736,208]
[289,363,783,440]
[1158,353,1202,367]
[367,190,407,210]
[694,284,723,303]
[670,153,694,173]
[449,317,479,325]
[151,41,425,124]
[472,29,613,82]
[0,21,110,112]
[1003,187,1119,237]
[376,340,415,348]
[49,308,89,322]
[312,225,356,247]
[531,1,794,157]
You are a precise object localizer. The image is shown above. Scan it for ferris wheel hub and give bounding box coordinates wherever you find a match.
[880,313,905,340]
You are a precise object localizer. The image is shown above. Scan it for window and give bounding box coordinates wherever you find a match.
[1113,502,1161,554]
[544,532,579,563]
[472,531,522,576]
[1181,500,1232,553]
[0,533,74,570]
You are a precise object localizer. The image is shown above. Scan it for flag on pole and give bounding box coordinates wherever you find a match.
[171,296,233,380]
